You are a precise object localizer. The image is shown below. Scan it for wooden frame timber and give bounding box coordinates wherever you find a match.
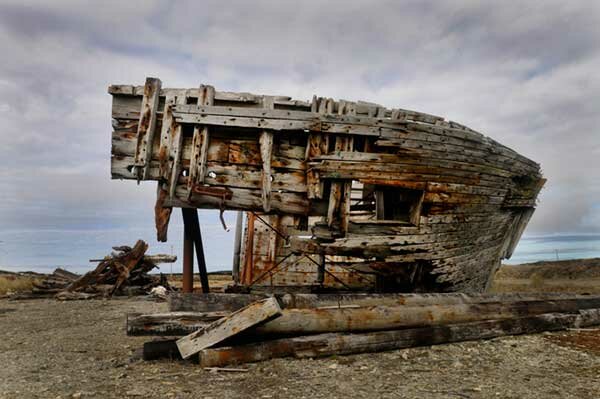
[109,77,545,293]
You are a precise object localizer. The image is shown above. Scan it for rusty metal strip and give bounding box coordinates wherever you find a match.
[251,212,288,241]
[247,252,295,287]
[303,254,352,290]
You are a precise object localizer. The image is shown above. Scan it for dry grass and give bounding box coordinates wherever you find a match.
[166,272,232,293]
[0,275,37,296]
[490,258,600,294]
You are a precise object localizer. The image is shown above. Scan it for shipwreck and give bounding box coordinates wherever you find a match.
[109,77,544,294]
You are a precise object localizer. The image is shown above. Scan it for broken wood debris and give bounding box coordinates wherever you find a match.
[28,268,79,297]
[23,240,175,300]
[132,293,600,366]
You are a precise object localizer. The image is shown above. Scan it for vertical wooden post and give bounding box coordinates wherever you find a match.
[232,211,243,283]
[182,208,210,293]
[242,212,256,285]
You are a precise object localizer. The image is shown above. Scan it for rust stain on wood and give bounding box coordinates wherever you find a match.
[109,77,544,293]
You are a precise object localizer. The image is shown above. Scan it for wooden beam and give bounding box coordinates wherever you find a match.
[187,85,215,199]
[168,94,189,198]
[155,184,172,242]
[158,95,175,180]
[134,77,162,180]
[232,211,244,283]
[142,297,600,337]
[252,297,600,335]
[168,292,598,312]
[259,131,273,212]
[197,309,600,367]
[168,292,268,313]
[187,126,210,198]
[176,297,282,359]
[127,312,228,336]
[242,212,256,285]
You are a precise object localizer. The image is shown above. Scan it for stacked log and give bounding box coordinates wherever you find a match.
[128,292,600,366]
[29,268,79,297]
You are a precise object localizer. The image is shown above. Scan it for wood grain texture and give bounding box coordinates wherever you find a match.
[197,309,600,367]
[176,297,282,359]
[109,78,544,293]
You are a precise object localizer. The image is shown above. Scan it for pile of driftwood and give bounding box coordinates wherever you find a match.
[27,240,175,300]
[27,268,80,298]
[128,292,600,366]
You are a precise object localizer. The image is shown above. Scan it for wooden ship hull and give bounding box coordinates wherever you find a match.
[109,77,545,293]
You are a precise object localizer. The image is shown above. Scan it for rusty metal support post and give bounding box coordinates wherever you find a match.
[182,208,210,293]
[182,219,194,293]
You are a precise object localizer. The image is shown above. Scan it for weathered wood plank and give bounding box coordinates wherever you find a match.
[167,184,311,216]
[251,297,600,335]
[109,84,538,169]
[169,94,189,197]
[169,292,600,311]
[259,131,274,212]
[158,95,175,180]
[127,311,227,336]
[133,78,162,180]
[197,309,600,367]
[176,297,282,359]
[155,184,172,242]
[187,126,210,196]
[168,293,269,313]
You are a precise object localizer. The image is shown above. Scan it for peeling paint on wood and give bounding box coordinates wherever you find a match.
[109,77,544,293]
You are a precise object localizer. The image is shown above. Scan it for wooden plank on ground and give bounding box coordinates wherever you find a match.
[176,297,282,359]
[168,292,597,312]
[197,309,600,367]
[252,297,600,335]
[127,311,227,336]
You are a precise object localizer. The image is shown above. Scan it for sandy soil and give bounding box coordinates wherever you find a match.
[1,298,599,399]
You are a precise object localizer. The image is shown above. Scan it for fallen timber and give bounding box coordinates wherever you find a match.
[129,294,600,337]
[196,309,600,367]
[110,78,545,293]
[167,292,597,312]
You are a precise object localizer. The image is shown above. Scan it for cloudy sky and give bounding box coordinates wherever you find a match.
[1,0,599,271]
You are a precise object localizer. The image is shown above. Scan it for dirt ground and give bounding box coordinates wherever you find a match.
[1,298,599,399]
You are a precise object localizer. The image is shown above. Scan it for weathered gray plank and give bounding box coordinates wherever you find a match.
[198,309,600,367]
[126,311,227,336]
[133,77,162,180]
[176,297,282,359]
[259,131,274,212]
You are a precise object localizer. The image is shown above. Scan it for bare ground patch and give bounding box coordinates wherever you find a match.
[0,298,599,399]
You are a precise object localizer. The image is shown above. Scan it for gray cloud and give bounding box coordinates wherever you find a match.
[1,0,599,269]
